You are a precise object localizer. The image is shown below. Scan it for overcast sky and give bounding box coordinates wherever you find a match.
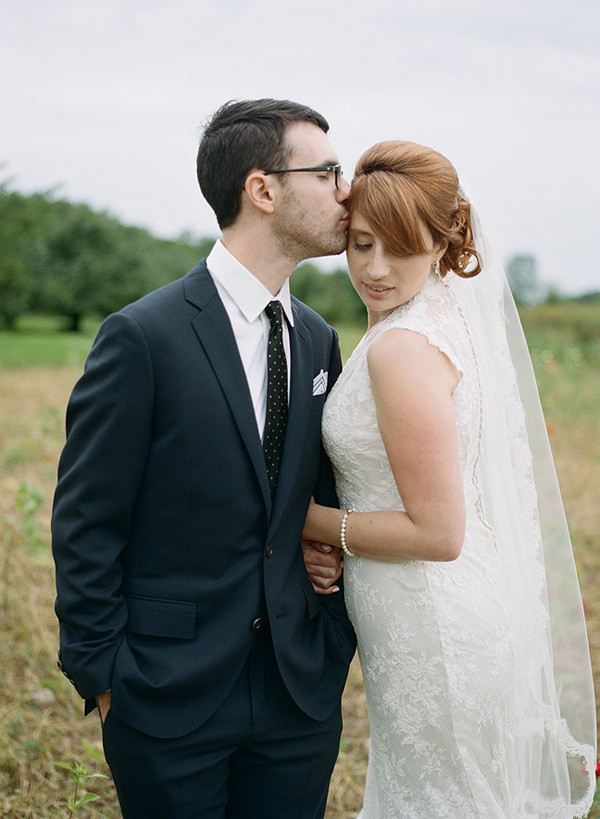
[2,0,599,293]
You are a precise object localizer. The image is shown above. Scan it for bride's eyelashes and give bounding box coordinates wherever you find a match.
[352,242,372,251]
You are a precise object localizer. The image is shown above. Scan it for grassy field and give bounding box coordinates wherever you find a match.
[0,305,598,817]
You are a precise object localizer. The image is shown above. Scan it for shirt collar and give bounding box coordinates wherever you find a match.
[206,240,294,326]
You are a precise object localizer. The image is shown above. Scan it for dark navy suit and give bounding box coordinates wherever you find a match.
[52,260,356,816]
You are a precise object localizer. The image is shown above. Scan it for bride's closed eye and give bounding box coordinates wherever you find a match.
[352,242,372,251]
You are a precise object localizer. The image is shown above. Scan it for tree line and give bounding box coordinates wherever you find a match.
[2,181,592,333]
[0,181,365,331]
[0,182,215,331]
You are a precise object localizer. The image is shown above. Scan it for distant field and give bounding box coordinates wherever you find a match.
[0,304,598,817]
[0,315,101,368]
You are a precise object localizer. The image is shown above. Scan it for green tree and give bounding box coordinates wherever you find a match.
[0,179,216,330]
[40,204,148,331]
[0,184,54,328]
[291,263,364,324]
[138,233,216,294]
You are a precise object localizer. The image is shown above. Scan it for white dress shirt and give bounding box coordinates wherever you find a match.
[206,240,294,438]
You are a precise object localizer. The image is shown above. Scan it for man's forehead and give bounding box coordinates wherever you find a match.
[285,121,338,164]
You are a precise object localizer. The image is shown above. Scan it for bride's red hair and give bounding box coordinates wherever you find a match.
[350,141,481,278]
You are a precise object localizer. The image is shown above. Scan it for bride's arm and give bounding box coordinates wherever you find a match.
[302,328,465,563]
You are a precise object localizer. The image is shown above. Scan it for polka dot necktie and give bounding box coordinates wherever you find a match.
[263,300,288,498]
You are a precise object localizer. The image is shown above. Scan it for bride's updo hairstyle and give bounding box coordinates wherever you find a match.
[350,141,481,278]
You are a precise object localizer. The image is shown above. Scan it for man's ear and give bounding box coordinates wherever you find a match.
[242,171,276,215]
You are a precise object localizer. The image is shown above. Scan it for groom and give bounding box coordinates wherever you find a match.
[51,98,356,817]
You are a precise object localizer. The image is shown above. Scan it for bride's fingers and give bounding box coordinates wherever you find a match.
[305,552,339,571]
[310,541,334,553]
[301,539,343,595]
[311,582,340,595]
[305,559,342,584]
[305,558,343,587]
[308,564,341,582]
[308,569,341,594]
[300,537,335,554]
[301,539,340,566]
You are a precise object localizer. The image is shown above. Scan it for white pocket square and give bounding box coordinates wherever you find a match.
[312,369,328,396]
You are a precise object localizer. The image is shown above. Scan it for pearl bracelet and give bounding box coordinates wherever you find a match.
[340,509,356,557]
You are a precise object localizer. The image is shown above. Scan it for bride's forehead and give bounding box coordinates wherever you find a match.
[349,213,375,234]
[350,208,435,249]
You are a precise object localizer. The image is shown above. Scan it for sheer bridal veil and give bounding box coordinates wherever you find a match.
[444,187,597,815]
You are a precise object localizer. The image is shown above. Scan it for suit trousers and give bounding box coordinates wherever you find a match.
[102,621,343,818]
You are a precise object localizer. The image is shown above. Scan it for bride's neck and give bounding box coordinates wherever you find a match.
[366,306,399,331]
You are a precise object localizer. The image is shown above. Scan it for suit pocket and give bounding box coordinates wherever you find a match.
[125,595,197,639]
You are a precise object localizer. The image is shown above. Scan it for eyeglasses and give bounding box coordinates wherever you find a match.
[263,164,343,189]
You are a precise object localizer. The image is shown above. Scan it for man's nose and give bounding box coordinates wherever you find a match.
[336,176,351,201]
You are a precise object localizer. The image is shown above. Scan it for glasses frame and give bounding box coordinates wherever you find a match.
[263,164,343,189]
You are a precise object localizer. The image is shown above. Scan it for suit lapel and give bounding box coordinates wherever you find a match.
[268,303,314,533]
[185,262,272,511]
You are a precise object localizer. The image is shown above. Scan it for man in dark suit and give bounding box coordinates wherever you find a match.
[51,99,356,817]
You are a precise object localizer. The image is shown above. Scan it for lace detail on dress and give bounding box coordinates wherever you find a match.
[322,274,595,818]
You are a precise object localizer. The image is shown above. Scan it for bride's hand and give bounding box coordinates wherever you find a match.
[301,538,342,595]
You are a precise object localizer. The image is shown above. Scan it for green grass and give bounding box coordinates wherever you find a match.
[0,315,368,370]
[0,315,100,368]
[0,305,598,816]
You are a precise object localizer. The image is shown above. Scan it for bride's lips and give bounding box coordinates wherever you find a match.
[364,282,393,298]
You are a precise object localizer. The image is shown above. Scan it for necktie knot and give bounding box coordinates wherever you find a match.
[265,300,284,330]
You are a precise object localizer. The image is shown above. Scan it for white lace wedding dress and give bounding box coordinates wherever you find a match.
[322,273,595,818]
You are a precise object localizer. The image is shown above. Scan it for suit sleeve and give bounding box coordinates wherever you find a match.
[52,311,154,699]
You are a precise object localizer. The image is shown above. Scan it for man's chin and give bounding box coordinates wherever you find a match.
[316,236,348,258]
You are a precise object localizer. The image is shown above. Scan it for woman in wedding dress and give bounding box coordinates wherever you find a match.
[302,141,596,817]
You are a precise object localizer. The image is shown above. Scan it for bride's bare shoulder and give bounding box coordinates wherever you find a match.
[367,327,460,395]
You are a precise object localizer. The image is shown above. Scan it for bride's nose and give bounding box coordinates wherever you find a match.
[367,253,389,280]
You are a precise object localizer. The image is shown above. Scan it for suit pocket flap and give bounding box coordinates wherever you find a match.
[303,582,321,619]
[126,596,197,639]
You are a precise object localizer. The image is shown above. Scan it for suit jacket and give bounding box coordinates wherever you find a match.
[51,260,356,739]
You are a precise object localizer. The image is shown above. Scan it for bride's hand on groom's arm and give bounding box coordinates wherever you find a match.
[302,498,344,594]
[301,538,342,595]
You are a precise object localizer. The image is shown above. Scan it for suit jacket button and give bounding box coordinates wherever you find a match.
[252,617,264,631]
[265,543,273,558]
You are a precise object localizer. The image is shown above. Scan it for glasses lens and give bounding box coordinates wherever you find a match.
[334,166,342,189]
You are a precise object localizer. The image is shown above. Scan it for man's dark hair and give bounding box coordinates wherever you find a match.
[196,98,329,229]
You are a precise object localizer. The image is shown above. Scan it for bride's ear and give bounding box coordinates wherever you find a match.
[435,239,449,263]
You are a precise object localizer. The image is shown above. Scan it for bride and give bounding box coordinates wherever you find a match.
[302,141,596,817]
